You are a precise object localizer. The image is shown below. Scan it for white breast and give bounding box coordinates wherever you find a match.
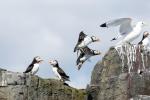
[31,64,39,75]
[142,38,149,48]
[123,26,142,42]
[78,36,92,48]
[52,67,61,79]
[80,55,91,62]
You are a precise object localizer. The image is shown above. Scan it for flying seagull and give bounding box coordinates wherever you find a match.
[74,31,99,53]
[24,56,43,75]
[49,60,70,82]
[138,31,150,49]
[100,18,147,44]
[76,46,101,70]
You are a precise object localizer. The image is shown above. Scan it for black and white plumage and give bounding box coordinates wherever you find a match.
[138,31,150,49]
[49,60,70,82]
[100,18,147,44]
[24,56,43,75]
[74,31,99,52]
[76,46,101,70]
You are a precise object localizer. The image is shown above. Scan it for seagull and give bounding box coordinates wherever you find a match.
[74,31,100,53]
[49,60,70,82]
[76,46,101,70]
[24,56,43,75]
[100,18,147,44]
[138,31,150,49]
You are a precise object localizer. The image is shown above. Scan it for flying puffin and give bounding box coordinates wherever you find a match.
[49,60,70,82]
[100,18,147,44]
[138,31,150,49]
[74,31,99,53]
[24,56,43,75]
[76,46,101,70]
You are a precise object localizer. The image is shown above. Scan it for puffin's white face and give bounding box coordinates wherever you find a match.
[143,31,150,37]
[34,56,43,63]
[49,60,58,66]
[93,50,101,55]
[91,36,100,42]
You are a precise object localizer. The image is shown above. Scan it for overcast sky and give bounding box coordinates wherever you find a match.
[0,0,150,89]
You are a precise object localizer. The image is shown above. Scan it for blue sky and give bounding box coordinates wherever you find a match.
[0,0,150,88]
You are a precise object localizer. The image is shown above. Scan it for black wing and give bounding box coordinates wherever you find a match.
[76,51,85,65]
[76,46,91,64]
[78,31,87,42]
[24,64,34,73]
[57,67,70,81]
[81,46,92,55]
[74,31,87,52]
[138,35,145,45]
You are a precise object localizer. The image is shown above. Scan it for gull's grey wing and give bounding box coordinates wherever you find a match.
[119,19,132,35]
[100,18,133,35]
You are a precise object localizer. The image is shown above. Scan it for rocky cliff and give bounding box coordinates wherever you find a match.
[2,43,150,100]
[87,43,150,100]
[0,69,86,100]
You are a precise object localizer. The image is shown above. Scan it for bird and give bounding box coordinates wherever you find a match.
[138,31,150,49]
[74,31,100,53]
[76,46,101,70]
[24,56,43,75]
[49,60,70,82]
[100,18,147,44]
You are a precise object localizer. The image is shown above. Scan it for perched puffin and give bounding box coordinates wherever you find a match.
[74,31,99,53]
[49,60,70,82]
[24,56,43,75]
[138,31,150,49]
[76,46,101,70]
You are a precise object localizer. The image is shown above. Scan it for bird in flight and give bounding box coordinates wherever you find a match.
[100,18,148,44]
[76,46,101,70]
[74,31,99,53]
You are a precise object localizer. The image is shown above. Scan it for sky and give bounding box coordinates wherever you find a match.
[0,0,150,89]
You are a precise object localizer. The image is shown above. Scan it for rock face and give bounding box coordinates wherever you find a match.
[0,69,86,100]
[87,44,150,100]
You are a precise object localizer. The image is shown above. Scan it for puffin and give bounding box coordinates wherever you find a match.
[74,31,99,53]
[24,56,43,75]
[76,46,101,70]
[138,31,150,49]
[49,60,70,82]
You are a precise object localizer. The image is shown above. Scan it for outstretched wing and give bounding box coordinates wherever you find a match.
[78,31,87,42]
[74,31,87,52]
[100,18,133,35]
[57,67,70,81]
[76,51,85,65]
[80,46,92,55]
[24,64,33,73]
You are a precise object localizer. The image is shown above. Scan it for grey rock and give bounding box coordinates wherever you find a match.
[0,69,86,100]
[87,44,150,100]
